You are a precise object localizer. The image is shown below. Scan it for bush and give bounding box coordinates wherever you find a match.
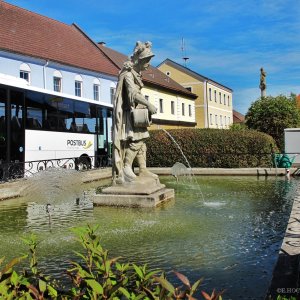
[0,225,224,300]
[147,129,278,168]
[245,94,300,151]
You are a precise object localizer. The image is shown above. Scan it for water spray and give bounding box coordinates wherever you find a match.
[46,203,52,226]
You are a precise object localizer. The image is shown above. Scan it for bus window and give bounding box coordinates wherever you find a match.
[74,101,96,133]
[25,92,43,129]
[45,97,73,132]
[0,89,6,163]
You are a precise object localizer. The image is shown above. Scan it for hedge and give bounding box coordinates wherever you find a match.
[146,129,278,168]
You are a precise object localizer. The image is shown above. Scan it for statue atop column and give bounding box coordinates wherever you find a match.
[259,67,266,97]
[112,41,158,185]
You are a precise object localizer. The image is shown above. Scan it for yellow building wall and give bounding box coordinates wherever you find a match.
[206,82,233,129]
[158,63,233,129]
[158,64,204,128]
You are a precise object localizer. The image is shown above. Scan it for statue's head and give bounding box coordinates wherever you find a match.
[131,41,154,71]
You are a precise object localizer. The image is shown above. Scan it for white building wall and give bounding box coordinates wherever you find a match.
[0,50,117,105]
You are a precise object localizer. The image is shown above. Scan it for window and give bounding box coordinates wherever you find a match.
[53,70,62,92]
[93,78,101,101]
[159,99,164,113]
[75,81,82,97]
[228,117,231,124]
[110,87,116,103]
[210,113,213,125]
[20,71,30,82]
[224,94,226,105]
[215,114,218,126]
[166,71,171,76]
[93,84,100,101]
[228,96,230,106]
[209,88,212,101]
[20,63,31,83]
[145,95,149,101]
[171,101,175,115]
[219,92,222,104]
[220,115,223,127]
[224,116,227,126]
[185,87,192,92]
[24,90,103,134]
[53,77,62,92]
[182,103,185,116]
[214,90,217,102]
[75,75,83,97]
[188,104,192,116]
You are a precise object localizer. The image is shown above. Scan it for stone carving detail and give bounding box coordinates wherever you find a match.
[112,41,157,184]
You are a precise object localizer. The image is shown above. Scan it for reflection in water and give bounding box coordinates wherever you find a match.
[0,174,298,299]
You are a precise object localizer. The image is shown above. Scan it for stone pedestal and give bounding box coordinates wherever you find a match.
[92,176,174,208]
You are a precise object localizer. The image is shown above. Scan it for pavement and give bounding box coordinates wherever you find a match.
[0,168,112,201]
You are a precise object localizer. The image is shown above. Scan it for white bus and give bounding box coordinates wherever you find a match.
[0,77,113,179]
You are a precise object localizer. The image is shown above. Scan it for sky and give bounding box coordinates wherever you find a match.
[4,0,300,114]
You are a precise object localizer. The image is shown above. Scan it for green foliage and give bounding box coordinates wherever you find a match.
[229,123,247,131]
[245,94,300,150]
[0,225,224,299]
[147,128,278,168]
[276,296,297,300]
[0,234,58,299]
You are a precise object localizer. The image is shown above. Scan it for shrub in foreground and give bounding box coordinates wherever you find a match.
[147,129,278,168]
[0,225,224,299]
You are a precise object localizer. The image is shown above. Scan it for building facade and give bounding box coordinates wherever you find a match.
[98,44,197,130]
[158,59,233,129]
[0,0,119,167]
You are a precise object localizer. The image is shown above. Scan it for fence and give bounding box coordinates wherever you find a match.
[0,154,111,182]
[1,152,300,182]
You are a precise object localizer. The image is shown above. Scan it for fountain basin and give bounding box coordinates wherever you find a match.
[0,174,297,299]
[93,176,174,207]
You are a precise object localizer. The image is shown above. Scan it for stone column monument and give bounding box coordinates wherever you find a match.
[93,41,174,208]
[259,67,266,97]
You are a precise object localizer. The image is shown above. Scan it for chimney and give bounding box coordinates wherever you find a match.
[98,41,106,47]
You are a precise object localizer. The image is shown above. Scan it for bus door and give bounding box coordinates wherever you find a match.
[10,90,25,164]
[0,88,6,164]
[0,88,25,179]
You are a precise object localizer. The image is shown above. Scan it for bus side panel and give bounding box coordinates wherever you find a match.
[25,130,95,170]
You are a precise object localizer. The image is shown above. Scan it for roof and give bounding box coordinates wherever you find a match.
[97,44,197,99]
[296,94,300,109]
[0,1,119,76]
[158,58,233,92]
[233,110,245,123]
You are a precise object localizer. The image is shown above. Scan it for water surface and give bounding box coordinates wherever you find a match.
[0,172,297,299]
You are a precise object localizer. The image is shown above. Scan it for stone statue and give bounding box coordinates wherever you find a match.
[112,41,158,184]
[259,67,266,97]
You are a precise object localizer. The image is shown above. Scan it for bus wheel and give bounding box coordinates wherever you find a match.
[76,156,91,171]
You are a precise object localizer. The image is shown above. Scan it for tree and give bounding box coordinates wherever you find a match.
[245,94,300,151]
